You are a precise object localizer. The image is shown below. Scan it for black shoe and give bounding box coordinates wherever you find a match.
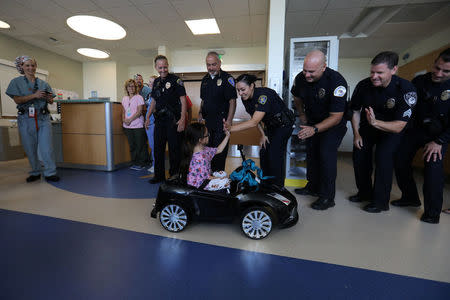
[420,213,439,224]
[348,193,371,203]
[45,175,60,182]
[391,198,421,207]
[148,177,164,184]
[26,175,41,182]
[363,202,389,213]
[295,187,318,196]
[311,197,335,210]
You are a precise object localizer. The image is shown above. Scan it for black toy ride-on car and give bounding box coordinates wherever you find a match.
[150,145,299,240]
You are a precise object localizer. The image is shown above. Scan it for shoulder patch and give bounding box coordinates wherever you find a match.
[404,91,417,107]
[333,86,346,97]
[228,77,235,87]
[176,78,184,86]
[403,108,412,118]
[258,95,267,105]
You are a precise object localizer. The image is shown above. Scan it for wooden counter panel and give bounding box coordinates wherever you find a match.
[61,103,106,135]
[114,133,131,164]
[62,134,107,165]
[112,103,125,134]
[229,125,261,146]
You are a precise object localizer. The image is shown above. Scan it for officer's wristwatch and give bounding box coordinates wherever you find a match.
[313,126,319,134]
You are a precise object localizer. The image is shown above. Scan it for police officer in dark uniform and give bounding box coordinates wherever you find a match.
[148,55,186,183]
[225,74,294,187]
[350,51,417,213]
[199,51,237,172]
[291,50,347,210]
[393,48,450,224]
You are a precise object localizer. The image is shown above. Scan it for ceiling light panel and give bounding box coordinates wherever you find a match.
[77,48,110,59]
[0,20,11,29]
[185,18,220,35]
[67,15,126,40]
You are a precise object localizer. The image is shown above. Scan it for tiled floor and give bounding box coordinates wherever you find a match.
[0,156,449,299]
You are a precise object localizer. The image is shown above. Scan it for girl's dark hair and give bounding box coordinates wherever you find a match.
[179,122,207,182]
[236,74,257,86]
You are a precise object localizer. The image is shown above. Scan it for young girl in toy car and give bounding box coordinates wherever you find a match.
[180,122,231,190]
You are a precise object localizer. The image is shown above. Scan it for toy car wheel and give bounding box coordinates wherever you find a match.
[241,207,273,240]
[159,203,189,232]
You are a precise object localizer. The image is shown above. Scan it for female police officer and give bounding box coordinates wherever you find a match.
[224,74,294,187]
[6,55,59,182]
[147,55,186,183]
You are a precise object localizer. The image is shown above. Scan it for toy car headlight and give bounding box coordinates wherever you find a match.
[269,193,291,206]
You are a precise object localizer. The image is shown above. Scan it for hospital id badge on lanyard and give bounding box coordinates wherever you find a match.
[28,105,35,117]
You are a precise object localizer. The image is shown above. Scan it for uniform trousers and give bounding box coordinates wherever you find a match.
[154,117,183,179]
[124,127,150,167]
[306,123,346,200]
[353,129,402,209]
[395,128,447,217]
[207,125,228,172]
[17,113,56,177]
[260,125,293,187]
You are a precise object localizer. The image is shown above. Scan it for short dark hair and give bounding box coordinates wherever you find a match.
[154,55,168,65]
[371,51,399,69]
[236,74,257,86]
[437,48,450,63]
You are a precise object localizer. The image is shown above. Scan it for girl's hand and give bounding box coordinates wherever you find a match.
[260,135,269,149]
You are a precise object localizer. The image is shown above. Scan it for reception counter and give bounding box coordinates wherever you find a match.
[57,99,130,171]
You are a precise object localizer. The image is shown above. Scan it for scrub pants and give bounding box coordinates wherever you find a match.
[395,128,447,217]
[145,110,155,165]
[207,125,228,172]
[260,125,293,187]
[353,129,402,209]
[154,117,183,180]
[306,123,347,200]
[17,113,56,177]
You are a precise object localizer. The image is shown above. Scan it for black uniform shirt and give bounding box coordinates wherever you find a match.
[151,73,186,115]
[351,75,417,130]
[200,70,237,126]
[291,67,347,125]
[242,87,286,124]
[412,72,450,143]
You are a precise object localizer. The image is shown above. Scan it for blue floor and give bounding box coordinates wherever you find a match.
[1,209,448,300]
[48,168,159,198]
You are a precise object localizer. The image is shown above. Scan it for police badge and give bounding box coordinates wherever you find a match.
[165,82,171,89]
[217,78,222,86]
[441,90,450,101]
[386,98,396,109]
[176,78,184,86]
[318,88,326,99]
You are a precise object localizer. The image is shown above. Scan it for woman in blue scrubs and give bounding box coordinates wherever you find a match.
[6,56,59,182]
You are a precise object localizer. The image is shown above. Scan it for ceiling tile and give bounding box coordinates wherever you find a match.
[327,0,370,9]
[53,0,100,13]
[103,5,151,27]
[249,0,268,15]
[170,0,214,19]
[138,1,181,23]
[210,0,249,18]
[91,0,134,8]
[287,0,329,12]
[367,0,408,7]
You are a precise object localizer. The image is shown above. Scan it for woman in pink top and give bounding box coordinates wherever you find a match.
[122,79,150,170]
[180,122,230,190]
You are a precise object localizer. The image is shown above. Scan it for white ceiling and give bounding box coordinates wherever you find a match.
[0,0,449,64]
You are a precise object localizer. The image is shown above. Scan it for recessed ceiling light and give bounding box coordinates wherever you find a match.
[67,15,126,40]
[185,18,220,35]
[0,20,11,29]
[77,48,110,59]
